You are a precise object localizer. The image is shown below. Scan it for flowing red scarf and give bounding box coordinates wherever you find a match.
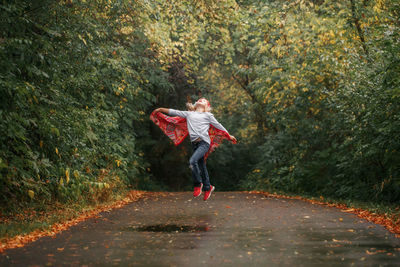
[150,111,236,159]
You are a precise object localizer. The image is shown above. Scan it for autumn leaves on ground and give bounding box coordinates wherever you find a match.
[1,0,400,264]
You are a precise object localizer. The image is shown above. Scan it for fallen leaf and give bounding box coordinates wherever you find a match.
[342,208,355,212]
[28,190,35,199]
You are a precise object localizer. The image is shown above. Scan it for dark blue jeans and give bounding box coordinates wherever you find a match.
[189,140,210,191]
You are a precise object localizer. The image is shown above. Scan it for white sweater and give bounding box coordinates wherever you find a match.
[168,109,229,144]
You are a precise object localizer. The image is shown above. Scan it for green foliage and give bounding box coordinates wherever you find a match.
[233,0,400,203]
[0,0,171,210]
[1,0,399,212]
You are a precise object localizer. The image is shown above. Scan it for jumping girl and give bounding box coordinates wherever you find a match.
[151,98,236,201]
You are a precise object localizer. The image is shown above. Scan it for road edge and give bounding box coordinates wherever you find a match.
[248,190,400,238]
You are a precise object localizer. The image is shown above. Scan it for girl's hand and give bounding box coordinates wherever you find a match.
[154,108,169,114]
[154,108,164,113]
[230,135,237,142]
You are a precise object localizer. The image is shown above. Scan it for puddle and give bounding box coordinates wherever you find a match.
[125,224,210,233]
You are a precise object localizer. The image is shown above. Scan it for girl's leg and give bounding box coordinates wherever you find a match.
[198,157,210,191]
[189,141,210,187]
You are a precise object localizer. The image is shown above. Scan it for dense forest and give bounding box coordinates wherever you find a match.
[1,0,399,212]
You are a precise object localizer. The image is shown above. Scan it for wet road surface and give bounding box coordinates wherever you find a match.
[1,192,399,266]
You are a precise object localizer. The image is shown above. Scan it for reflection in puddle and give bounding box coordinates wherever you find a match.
[125,224,210,233]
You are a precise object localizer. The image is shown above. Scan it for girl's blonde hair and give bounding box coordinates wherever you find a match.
[186,98,212,112]
[186,102,196,111]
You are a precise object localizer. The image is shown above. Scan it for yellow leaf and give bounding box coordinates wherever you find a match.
[316,75,324,82]
[121,26,133,35]
[39,140,43,148]
[28,190,34,199]
[289,81,296,89]
[55,147,59,155]
[59,178,64,186]
[65,169,70,183]
[73,170,79,178]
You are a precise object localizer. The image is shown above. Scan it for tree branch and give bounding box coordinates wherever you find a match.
[350,0,369,56]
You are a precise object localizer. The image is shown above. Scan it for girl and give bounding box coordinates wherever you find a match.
[152,98,236,201]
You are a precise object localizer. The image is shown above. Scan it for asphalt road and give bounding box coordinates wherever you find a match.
[1,192,399,266]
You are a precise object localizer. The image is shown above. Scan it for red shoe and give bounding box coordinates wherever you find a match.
[193,183,203,197]
[203,185,215,201]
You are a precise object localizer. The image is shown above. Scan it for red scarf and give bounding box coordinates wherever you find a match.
[150,111,236,159]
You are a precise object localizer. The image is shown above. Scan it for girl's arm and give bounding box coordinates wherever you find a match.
[154,108,189,118]
[209,114,237,142]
